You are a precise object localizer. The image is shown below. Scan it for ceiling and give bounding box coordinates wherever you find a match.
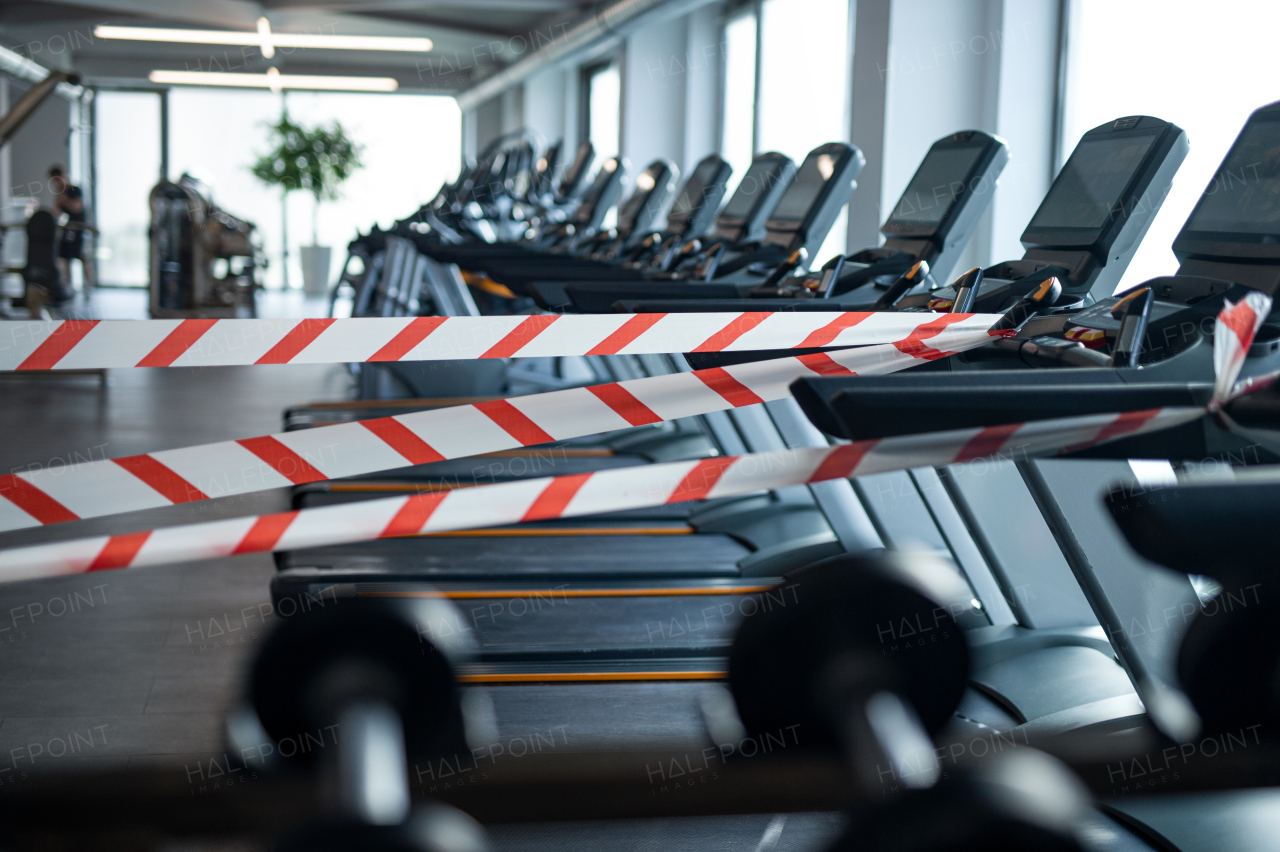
[0,0,596,93]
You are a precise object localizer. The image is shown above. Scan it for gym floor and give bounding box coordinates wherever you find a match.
[0,289,846,851]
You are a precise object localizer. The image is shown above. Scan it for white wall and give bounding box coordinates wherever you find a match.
[850,0,1060,272]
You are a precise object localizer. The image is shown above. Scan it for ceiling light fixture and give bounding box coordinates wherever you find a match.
[148,68,399,92]
[96,22,432,55]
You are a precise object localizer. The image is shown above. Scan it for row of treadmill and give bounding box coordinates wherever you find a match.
[244,102,1280,850]
[14,106,1279,848]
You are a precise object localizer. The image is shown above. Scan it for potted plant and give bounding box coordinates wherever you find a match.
[252,114,363,296]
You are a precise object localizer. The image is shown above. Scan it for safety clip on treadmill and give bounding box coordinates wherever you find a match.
[871,260,930,310]
[990,283,1156,368]
[747,248,822,297]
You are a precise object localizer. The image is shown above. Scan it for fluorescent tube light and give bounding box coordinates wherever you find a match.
[97,24,431,53]
[148,68,399,92]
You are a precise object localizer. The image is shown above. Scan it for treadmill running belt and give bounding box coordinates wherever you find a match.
[279,533,751,579]
[488,813,846,852]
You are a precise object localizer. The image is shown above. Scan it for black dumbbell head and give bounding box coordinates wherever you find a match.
[277,802,490,852]
[1178,589,1280,733]
[250,597,473,764]
[729,551,973,751]
[836,749,1090,852]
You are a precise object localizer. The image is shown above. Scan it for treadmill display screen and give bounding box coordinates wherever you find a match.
[770,153,838,223]
[1027,134,1156,232]
[671,159,722,219]
[1182,116,1280,237]
[885,146,988,227]
[723,160,785,218]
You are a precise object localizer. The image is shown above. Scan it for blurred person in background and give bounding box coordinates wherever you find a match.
[48,165,95,292]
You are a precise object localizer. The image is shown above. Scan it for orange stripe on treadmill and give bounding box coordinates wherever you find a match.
[481,314,560,358]
[808,441,873,482]
[522,474,591,522]
[236,436,327,485]
[17,320,99,370]
[112,455,208,503]
[798,312,871,348]
[796,352,855,376]
[367,317,447,362]
[380,492,449,538]
[474,400,555,446]
[135,319,218,367]
[361,417,446,465]
[0,474,78,524]
[232,511,299,554]
[367,585,772,600]
[87,531,151,571]
[667,457,738,504]
[457,671,725,683]
[585,313,666,355]
[691,312,770,352]
[586,383,662,426]
[694,368,763,407]
[255,319,336,364]
[954,423,1022,463]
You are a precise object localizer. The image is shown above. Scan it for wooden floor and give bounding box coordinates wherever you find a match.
[0,361,354,782]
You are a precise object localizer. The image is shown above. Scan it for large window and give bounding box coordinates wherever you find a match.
[756,0,851,263]
[584,62,621,162]
[166,90,460,290]
[1061,0,1280,294]
[93,91,162,287]
[583,62,621,229]
[720,9,758,201]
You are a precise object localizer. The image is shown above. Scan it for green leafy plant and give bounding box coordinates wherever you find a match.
[251,114,363,242]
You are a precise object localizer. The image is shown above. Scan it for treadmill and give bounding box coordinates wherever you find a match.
[425,157,674,276]
[558,142,865,313]
[793,102,1280,456]
[517,151,796,309]
[624,129,1011,313]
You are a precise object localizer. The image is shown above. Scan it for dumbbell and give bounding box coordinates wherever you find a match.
[242,596,485,850]
[729,553,1096,851]
[831,749,1092,852]
[1106,479,1280,735]
[727,551,976,792]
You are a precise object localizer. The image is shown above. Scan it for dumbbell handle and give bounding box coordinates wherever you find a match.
[841,690,941,796]
[338,701,411,826]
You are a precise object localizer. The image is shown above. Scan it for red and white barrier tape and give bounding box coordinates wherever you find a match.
[0,318,998,532]
[1213,291,1271,404]
[0,312,1001,371]
[0,406,1203,585]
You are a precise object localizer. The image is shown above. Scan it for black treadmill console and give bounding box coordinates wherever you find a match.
[829,130,1009,304]
[761,142,865,261]
[616,159,679,248]
[665,154,733,239]
[557,140,595,200]
[1173,99,1280,295]
[1019,115,1188,304]
[879,130,1009,283]
[713,152,797,245]
[569,157,626,235]
[1061,102,1280,362]
[910,116,1188,315]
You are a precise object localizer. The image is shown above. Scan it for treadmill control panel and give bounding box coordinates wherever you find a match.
[1176,100,1280,272]
[761,142,865,260]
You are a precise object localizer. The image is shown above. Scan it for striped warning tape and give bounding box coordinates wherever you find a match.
[0,317,999,532]
[1213,291,1270,405]
[0,406,1205,585]
[0,312,1002,371]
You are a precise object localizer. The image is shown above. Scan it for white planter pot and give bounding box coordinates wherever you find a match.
[299,245,332,297]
